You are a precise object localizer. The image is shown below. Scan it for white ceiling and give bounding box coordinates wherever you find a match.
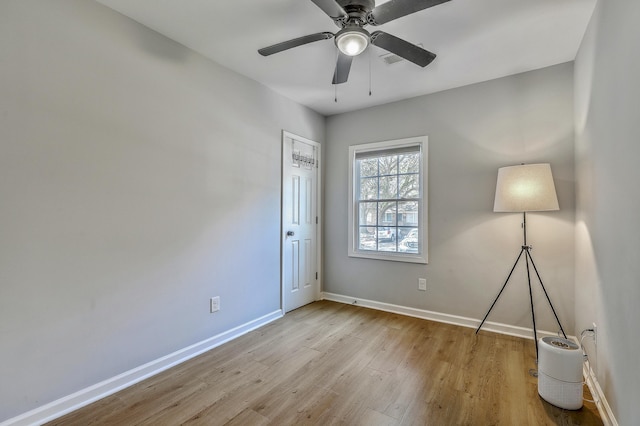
[96,0,596,116]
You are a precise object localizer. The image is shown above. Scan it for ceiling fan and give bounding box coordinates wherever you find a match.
[258,0,450,84]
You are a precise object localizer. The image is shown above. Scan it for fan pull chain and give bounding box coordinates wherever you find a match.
[334,49,339,103]
[369,48,372,96]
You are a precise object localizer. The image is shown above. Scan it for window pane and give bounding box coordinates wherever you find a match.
[399,227,419,253]
[359,158,378,177]
[359,177,378,200]
[398,174,419,199]
[398,201,419,227]
[358,226,377,251]
[378,242,398,252]
[377,226,397,252]
[379,176,397,199]
[378,201,396,226]
[384,211,394,223]
[378,155,397,176]
[397,227,413,241]
[399,153,419,174]
[359,202,377,226]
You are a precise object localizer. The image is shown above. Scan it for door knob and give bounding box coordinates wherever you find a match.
[287,231,295,236]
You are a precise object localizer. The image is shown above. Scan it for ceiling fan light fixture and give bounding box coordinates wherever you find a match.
[335,27,370,56]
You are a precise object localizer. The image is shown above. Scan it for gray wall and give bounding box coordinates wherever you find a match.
[325,63,576,333]
[574,1,640,423]
[0,0,324,420]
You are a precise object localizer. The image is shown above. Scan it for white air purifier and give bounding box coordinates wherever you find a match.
[537,336,583,410]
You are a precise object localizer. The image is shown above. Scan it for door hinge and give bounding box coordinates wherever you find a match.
[316,216,318,224]
[315,272,318,280]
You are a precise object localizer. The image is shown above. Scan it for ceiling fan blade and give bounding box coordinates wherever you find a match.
[368,0,450,25]
[332,52,353,84]
[258,32,334,56]
[370,31,436,67]
[309,0,347,19]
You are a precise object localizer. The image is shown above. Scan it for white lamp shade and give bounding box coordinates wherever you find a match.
[494,163,560,212]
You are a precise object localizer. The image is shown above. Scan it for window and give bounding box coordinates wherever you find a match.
[348,136,428,263]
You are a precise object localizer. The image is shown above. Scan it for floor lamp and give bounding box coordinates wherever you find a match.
[475,163,567,360]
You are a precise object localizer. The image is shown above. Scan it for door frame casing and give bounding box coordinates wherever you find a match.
[281,130,322,313]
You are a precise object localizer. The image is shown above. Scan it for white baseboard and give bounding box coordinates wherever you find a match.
[322,292,569,341]
[1,309,283,426]
[583,362,618,426]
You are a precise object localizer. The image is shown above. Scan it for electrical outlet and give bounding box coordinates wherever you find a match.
[418,278,427,291]
[592,322,597,345]
[210,296,220,313]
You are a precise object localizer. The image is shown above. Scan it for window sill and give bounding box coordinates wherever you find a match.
[348,250,427,264]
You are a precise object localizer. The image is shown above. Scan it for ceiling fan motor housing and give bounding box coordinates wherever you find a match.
[336,0,375,12]
[334,0,375,26]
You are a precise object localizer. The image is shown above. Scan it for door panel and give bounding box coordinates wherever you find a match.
[292,176,300,225]
[290,240,299,291]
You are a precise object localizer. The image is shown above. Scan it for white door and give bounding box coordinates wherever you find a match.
[282,131,320,313]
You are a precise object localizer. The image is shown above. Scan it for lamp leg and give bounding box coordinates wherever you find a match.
[475,248,526,334]
[526,250,567,339]
[524,247,539,360]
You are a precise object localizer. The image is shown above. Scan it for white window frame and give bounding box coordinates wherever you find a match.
[348,136,428,264]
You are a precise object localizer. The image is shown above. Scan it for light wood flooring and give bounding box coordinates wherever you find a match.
[49,300,602,425]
